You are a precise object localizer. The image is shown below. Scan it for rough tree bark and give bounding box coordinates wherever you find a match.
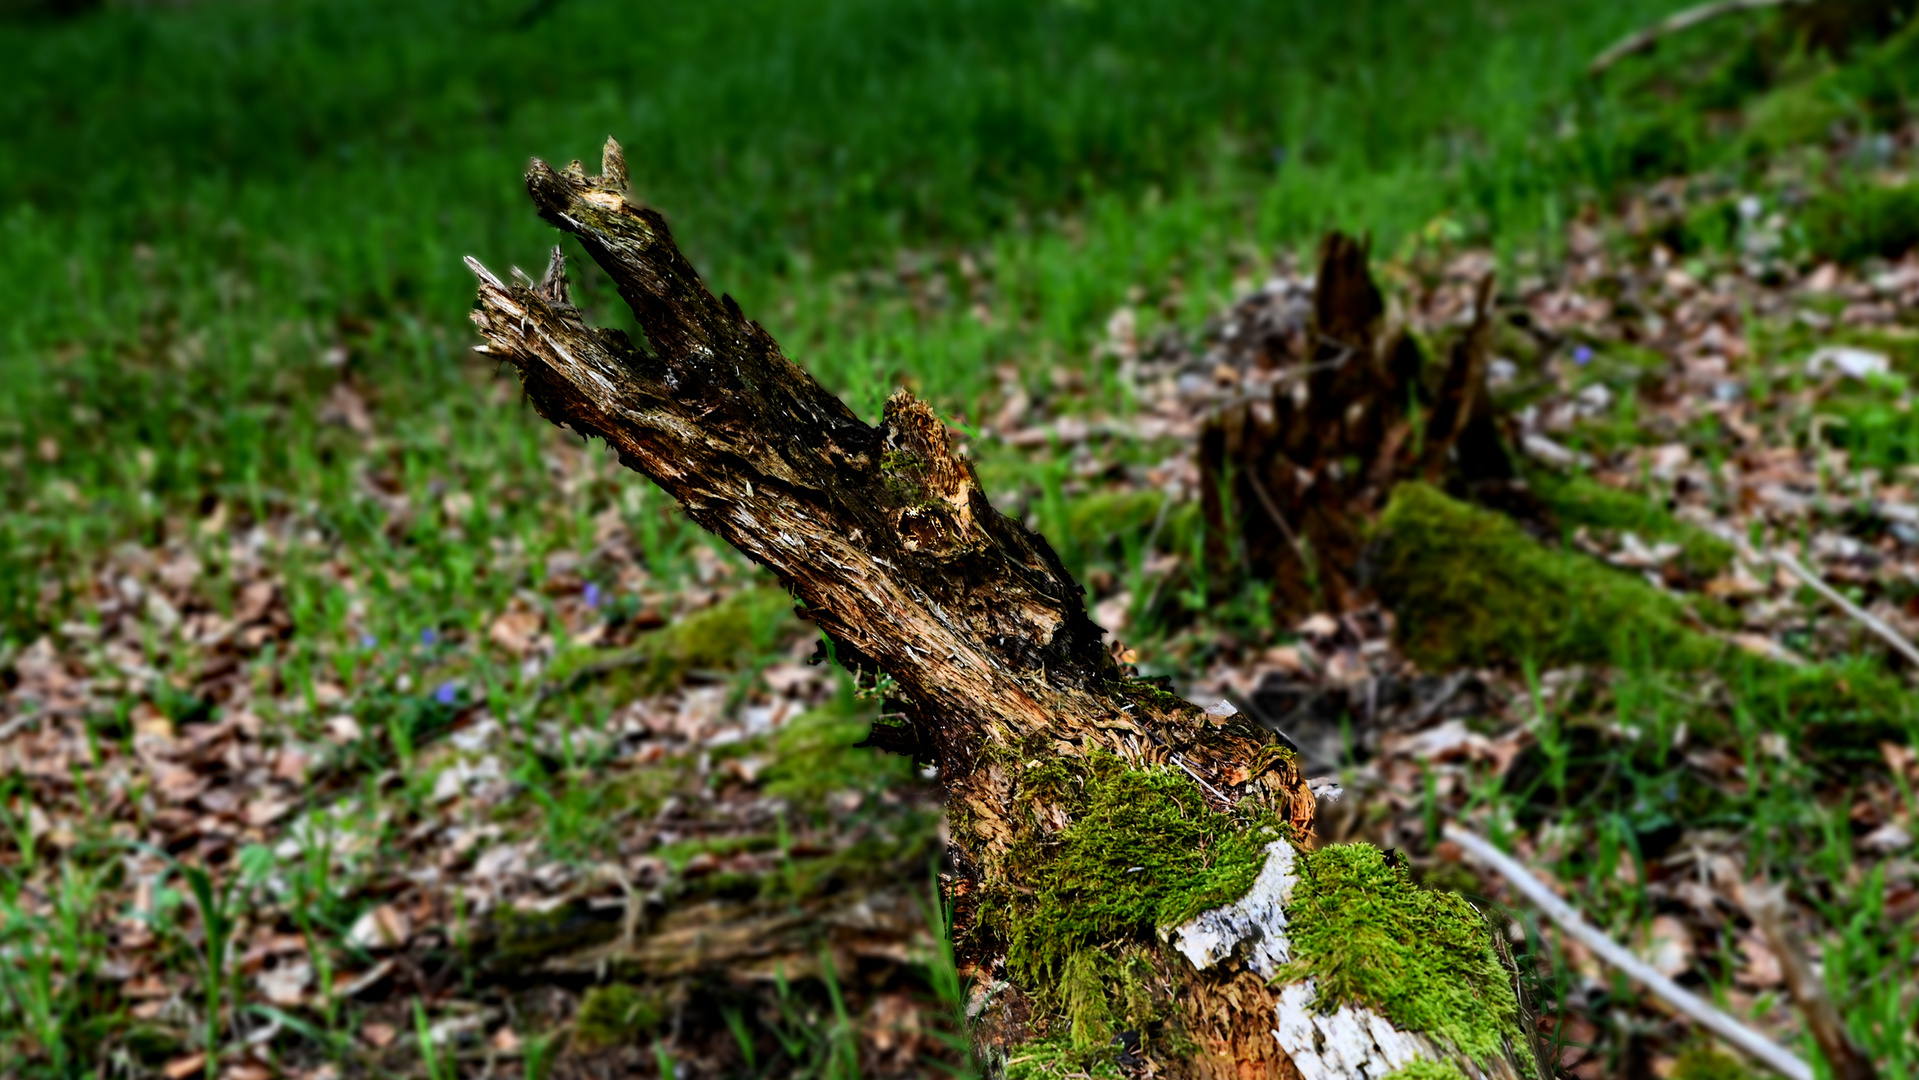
[467,139,1536,1080]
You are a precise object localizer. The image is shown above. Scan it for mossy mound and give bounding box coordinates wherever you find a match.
[1671,1044,1759,1080]
[761,695,916,805]
[572,983,666,1049]
[544,586,798,695]
[969,750,1286,1053]
[1373,482,1919,745]
[1004,1036,1128,1079]
[1280,844,1519,1064]
[1369,482,1726,671]
[1526,469,1735,582]
[1805,180,1919,265]
[1062,488,1202,557]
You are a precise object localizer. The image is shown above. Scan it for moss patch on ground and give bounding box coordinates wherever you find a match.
[572,983,666,1049]
[969,749,1285,1053]
[761,695,916,805]
[1280,844,1519,1064]
[1063,488,1202,557]
[544,586,798,696]
[1526,469,1735,581]
[1671,1044,1758,1080]
[1374,483,1919,745]
[1370,483,1727,670]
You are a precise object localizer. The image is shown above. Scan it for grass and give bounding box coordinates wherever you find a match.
[4,0,1919,1075]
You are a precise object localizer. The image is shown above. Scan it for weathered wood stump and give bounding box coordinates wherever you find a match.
[1198,233,1536,625]
[467,139,1537,1079]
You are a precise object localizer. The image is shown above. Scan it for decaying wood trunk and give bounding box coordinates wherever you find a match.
[467,138,1536,1080]
[1199,233,1538,624]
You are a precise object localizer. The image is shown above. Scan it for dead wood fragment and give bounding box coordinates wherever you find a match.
[467,138,1530,1079]
[1589,0,1809,76]
[1743,882,1878,1080]
[1445,823,1815,1080]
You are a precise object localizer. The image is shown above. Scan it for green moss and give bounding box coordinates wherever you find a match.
[1057,488,1202,558]
[1062,948,1115,1051]
[545,586,797,695]
[1805,181,1919,265]
[1743,81,1851,155]
[486,900,623,971]
[1379,1060,1468,1080]
[1280,844,1519,1064]
[1672,1043,1757,1080]
[1003,1037,1127,1079]
[974,750,1284,1007]
[761,696,915,803]
[1370,482,1726,670]
[1527,469,1734,580]
[572,983,666,1049]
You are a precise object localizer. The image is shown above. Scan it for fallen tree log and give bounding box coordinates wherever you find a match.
[467,139,1537,1079]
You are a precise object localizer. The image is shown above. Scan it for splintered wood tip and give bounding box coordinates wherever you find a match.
[463,255,505,290]
[538,246,569,302]
[601,137,629,193]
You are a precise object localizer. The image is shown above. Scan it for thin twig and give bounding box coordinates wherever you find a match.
[1772,549,1919,670]
[1589,0,1807,76]
[1443,822,1815,1080]
[1742,882,1878,1080]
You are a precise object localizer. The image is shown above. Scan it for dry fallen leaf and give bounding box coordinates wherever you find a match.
[360,1021,398,1049]
[489,608,544,655]
[347,904,411,951]
[256,959,312,1006]
[1638,914,1693,978]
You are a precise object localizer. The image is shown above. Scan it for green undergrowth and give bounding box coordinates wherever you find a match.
[571,983,668,1050]
[1374,482,1919,750]
[1280,844,1520,1064]
[1671,1043,1759,1080]
[1804,179,1919,265]
[1003,1036,1127,1080]
[544,586,799,697]
[1369,482,1727,671]
[1525,468,1735,581]
[969,749,1286,1056]
[762,696,918,807]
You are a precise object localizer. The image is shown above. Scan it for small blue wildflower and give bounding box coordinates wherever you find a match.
[420,627,437,646]
[434,681,458,706]
[583,583,602,609]
[1572,345,1594,366]
[359,633,378,649]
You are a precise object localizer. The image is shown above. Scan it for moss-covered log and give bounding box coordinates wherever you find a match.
[467,138,1535,1079]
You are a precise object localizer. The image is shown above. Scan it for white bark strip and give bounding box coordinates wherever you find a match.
[1164,841,1297,977]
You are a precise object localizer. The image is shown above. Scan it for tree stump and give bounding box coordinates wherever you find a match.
[1197,233,1537,625]
[467,139,1537,1079]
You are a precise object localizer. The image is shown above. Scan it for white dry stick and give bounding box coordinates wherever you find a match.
[1772,549,1919,671]
[1442,822,1815,1080]
[1588,0,1808,75]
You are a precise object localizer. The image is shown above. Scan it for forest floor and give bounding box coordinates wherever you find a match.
[5,1,1919,1078]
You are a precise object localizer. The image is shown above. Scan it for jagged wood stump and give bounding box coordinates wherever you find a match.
[467,139,1536,1080]
[1198,233,1538,624]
